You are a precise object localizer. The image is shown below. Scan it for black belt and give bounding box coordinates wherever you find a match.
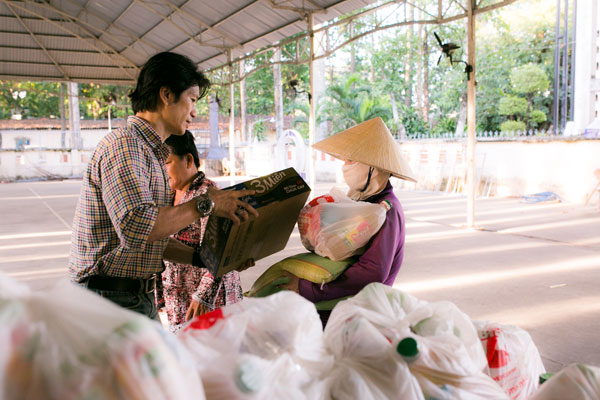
[84,274,156,294]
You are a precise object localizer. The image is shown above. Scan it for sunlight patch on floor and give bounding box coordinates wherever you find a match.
[474,296,600,329]
[394,254,600,294]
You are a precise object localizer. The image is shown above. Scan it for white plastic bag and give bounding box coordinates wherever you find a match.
[298,188,389,260]
[325,283,488,372]
[0,273,204,400]
[178,291,333,400]
[396,335,509,400]
[323,283,501,399]
[474,320,546,400]
[529,364,600,400]
[324,315,424,400]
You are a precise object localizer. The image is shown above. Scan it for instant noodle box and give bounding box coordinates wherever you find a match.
[199,168,311,277]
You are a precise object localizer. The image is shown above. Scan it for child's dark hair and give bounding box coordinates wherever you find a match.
[129,52,210,113]
[165,131,200,168]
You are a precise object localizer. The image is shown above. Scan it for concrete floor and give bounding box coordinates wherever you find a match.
[1,178,599,372]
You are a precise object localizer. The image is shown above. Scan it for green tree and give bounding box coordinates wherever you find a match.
[499,95,528,117]
[509,63,549,129]
[500,120,526,132]
[475,0,555,131]
[79,83,132,119]
[319,73,391,133]
[496,63,549,132]
[529,109,547,127]
[0,81,60,119]
[370,29,409,135]
[422,22,470,133]
[285,100,309,138]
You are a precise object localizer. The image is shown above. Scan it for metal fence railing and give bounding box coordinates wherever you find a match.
[402,128,600,141]
[403,130,560,141]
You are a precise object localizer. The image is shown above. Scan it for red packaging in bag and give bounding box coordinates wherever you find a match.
[297,189,390,261]
[475,321,546,400]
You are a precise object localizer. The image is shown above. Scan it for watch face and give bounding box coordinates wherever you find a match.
[199,199,210,213]
[197,196,213,216]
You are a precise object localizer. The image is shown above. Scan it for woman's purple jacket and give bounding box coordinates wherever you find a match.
[298,181,406,302]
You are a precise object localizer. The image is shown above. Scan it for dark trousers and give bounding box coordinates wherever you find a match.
[84,286,159,321]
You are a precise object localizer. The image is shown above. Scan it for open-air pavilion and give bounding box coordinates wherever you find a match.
[1,0,553,226]
[1,0,599,381]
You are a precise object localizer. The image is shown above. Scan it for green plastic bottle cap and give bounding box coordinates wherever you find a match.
[539,373,553,384]
[397,337,419,358]
[234,360,263,394]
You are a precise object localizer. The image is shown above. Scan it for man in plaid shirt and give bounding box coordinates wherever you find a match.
[69,52,257,319]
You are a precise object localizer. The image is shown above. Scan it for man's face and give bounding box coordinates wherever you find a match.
[165,85,199,136]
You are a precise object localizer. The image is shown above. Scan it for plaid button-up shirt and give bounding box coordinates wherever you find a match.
[69,116,171,282]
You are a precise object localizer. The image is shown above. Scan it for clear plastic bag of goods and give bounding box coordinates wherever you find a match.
[0,273,205,400]
[529,364,600,400]
[297,187,390,261]
[323,315,424,400]
[325,283,488,372]
[177,291,333,400]
[323,283,501,399]
[473,320,546,400]
[245,252,356,298]
[395,335,509,400]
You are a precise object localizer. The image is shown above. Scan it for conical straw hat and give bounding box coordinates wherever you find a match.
[313,117,416,182]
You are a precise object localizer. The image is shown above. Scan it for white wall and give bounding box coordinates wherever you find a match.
[392,139,600,203]
[0,149,89,180]
[0,129,109,150]
[2,135,600,204]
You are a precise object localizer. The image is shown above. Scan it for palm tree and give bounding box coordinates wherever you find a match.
[319,73,391,134]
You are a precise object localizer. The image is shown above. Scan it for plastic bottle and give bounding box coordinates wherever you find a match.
[202,355,264,399]
[538,372,553,385]
[397,337,420,364]
[395,336,510,399]
[234,358,263,394]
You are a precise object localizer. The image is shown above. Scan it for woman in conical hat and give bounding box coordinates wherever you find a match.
[280,117,416,327]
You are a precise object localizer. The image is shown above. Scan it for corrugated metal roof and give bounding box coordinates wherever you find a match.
[0,0,377,84]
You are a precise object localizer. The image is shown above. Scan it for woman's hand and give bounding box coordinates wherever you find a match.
[207,186,259,225]
[276,271,300,294]
[185,299,211,321]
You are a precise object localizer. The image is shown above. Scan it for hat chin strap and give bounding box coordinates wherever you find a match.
[347,166,391,201]
[360,167,374,193]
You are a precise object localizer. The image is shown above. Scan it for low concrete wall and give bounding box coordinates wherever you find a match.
[0,129,108,150]
[0,149,89,180]
[1,135,599,204]
[393,139,600,203]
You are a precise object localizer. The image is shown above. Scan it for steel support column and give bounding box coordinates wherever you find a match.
[307,12,316,193]
[466,0,476,228]
[228,51,236,183]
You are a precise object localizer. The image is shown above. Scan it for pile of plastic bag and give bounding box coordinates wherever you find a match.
[297,188,389,261]
[322,283,509,399]
[0,272,204,400]
[180,282,552,400]
[177,291,332,399]
[4,272,599,400]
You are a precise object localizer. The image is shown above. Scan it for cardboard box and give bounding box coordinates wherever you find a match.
[199,168,311,277]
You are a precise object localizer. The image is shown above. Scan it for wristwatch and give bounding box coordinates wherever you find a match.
[195,194,215,218]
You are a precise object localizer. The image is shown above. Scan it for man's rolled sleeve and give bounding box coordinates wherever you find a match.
[100,136,158,250]
[118,205,159,250]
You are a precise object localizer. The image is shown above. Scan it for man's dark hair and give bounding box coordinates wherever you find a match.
[129,52,211,113]
[165,131,200,168]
